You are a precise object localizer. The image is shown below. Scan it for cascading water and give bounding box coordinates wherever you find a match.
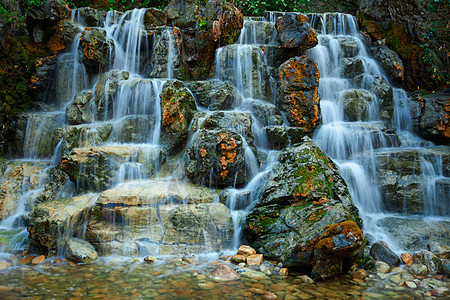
[306,13,449,251]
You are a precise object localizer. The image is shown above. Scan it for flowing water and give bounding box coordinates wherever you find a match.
[0,8,448,299]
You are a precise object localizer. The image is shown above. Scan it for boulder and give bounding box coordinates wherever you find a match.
[312,221,365,280]
[65,237,98,264]
[75,7,106,27]
[408,90,450,145]
[186,80,242,110]
[186,129,250,188]
[265,126,305,150]
[65,90,93,125]
[335,36,360,58]
[150,27,182,78]
[85,180,233,255]
[369,76,393,124]
[371,45,404,83]
[342,89,374,121]
[373,147,449,216]
[179,30,216,80]
[78,28,114,72]
[60,20,82,47]
[94,70,130,121]
[27,194,98,255]
[428,242,450,259]
[27,0,68,22]
[60,145,163,192]
[377,217,450,251]
[342,57,364,79]
[277,56,320,134]
[160,80,197,154]
[144,8,167,29]
[275,13,317,50]
[240,99,282,127]
[413,250,444,275]
[370,241,400,267]
[409,263,428,276]
[164,0,198,28]
[243,137,361,278]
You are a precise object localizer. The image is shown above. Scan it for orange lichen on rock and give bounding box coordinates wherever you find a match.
[316,221,364,253]
[217,132,238,179]
[437,103,450,138]
[313,197,327,206]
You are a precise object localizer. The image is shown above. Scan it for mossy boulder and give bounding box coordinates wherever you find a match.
[243,137,361,277]
[277,56,320,134]
[275,13,317,50]
[160,80,197,154]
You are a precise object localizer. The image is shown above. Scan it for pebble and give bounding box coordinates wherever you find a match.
[401,253,414,266]
[31,255,46,265]
[144,255,156,263]
[197,281,215,290]
[352,269,367,280]
[0,260,8,270]
[405,281,417,289]
[299,275,315,284]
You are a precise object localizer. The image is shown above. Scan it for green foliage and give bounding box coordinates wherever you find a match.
[233,0,311,15]
[28,0,46,7]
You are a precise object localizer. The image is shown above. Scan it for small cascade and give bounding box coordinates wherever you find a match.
[307,13,449,250]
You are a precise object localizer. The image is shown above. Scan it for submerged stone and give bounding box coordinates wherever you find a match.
[65,237,98,263]
[370,241,400,267]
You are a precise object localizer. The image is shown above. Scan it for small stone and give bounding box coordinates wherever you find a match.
[299,275,315,284]
[238,262,246,267]
[65,238,98,264]
[0,260,8,270]
[389,274,402,284]
[144,255,156,263]
[32,255,46,265]
[210,264,240,281]
[443,259,450,275]
[409,263,428,276]
[250,288,266,295]
[263,291,278,299]
[405,281,417,289]
[260,265,272,275]
[237,245,256,256]
[370,241,400,267]
[401,253,413,266]
[352,269,367,280]
[198,281,215,290]
[231,255,246,264]
[432,287,449,297]
[374,261,391,273]
[279,268,289,276]
[246,254,263,266]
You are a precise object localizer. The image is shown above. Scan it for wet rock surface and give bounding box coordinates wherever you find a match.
[275,13,317,50]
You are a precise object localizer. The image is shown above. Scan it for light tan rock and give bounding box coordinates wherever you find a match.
[231,254,246,264]
[210,264,240,281]
[237,245,256,256]
[32,255,46,265]
[246,254,263,266]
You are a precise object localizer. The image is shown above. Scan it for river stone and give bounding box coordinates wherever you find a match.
[275,13,317,50]
[65,238,98,264]
[374,261,391,273]
[408,90,450,145]
[243,137,361,279]
[370,241,400,267]
[28,194,98,255]
[65,90,93,125]
[443,259,450,275]
[186,80,242,110]
[428,242,450,259]
[277,56,320,133]
[78,27,114,72]
[413,250,443,275]
[160,80,197,154]
[186,129,250,188]
[210,264,240,281]
[0,260,8,270]
[409,263,428,276]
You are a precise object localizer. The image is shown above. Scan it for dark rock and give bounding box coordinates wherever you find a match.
[277,56,320,134]
[186,80,242,110]
[275,13,317,50]
[342,57,364,79]
[150,26,182,78]
[370,45,404,83]
[186,129,250,188]
[65,90,93,125]
[144,8,167,29]
[370,76,393,125]
[428,242,450,259]
[243,137,361,276]
[342,89,373,121]
[60,20,82,47]
[78,28,114,72]
[65,238,98,264]
[443,259,450,275]
[76,7,106,27]
[265,126,305,150]
[27,0,68,22]
[94,70,130,121]
[370,241,400,267]
[408,90,450,145]
[160,80,197,154]
[164,0,198,28]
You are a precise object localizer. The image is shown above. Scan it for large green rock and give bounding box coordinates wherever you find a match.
[243,137,362,279]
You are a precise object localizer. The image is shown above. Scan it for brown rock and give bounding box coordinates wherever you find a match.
[231,254,246,264]
[210,264,240,281]
[352,269,367,281]
[237,245,256,256]
[401,253,414,266]
[18,256,35,265]
[246,254,264,266]
[144,255,156,263]
[279,268,289,276]
[32,255,46,265]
